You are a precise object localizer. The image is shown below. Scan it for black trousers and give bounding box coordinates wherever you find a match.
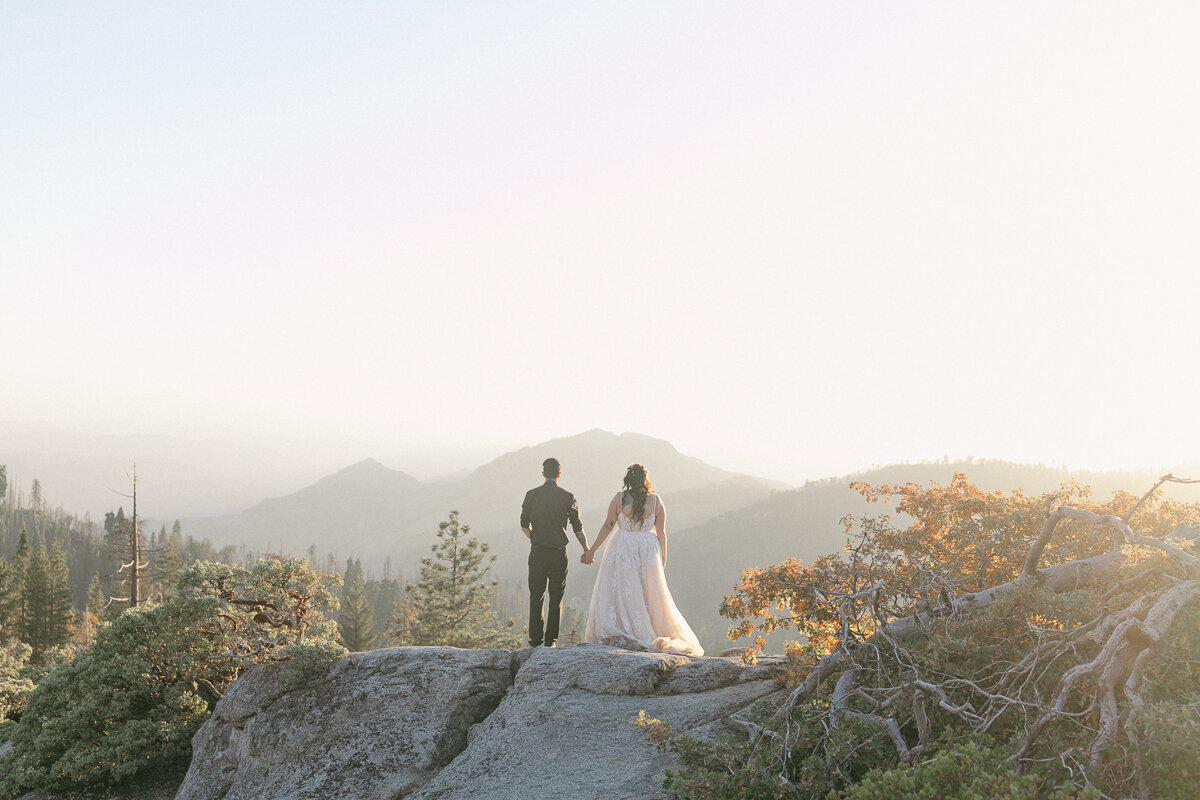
[528,546,568,646]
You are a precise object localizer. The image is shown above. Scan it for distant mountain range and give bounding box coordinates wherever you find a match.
[180,431,1200,653]
[184,429,788,582]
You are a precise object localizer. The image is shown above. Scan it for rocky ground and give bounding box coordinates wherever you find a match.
[174,644,788,800]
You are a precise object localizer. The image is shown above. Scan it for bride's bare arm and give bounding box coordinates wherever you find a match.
[655,495,667,567]
[584,493,621,563]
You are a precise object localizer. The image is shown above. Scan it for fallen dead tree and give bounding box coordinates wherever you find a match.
[712,474,1200,800]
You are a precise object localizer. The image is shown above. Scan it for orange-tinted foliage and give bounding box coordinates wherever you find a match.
[722,473,1200,660]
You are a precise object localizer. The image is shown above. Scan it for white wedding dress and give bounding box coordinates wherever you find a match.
[583,493,704,656]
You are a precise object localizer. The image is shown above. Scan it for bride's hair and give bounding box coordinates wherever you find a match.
[623,464,653,521]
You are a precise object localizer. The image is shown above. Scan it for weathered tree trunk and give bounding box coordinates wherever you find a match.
[129,468,140,608]
[759,498,1200,799]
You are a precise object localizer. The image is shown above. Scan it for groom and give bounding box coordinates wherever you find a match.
[520,457,590,647]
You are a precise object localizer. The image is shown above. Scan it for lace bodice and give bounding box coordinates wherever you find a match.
[616,509,656,533]
[613,492,661,534]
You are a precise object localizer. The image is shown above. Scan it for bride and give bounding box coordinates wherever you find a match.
[582,464,704,656]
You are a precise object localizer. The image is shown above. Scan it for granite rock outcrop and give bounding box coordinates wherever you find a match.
[175,645,787,800]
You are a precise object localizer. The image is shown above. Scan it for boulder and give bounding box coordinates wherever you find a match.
[175,647,514,800]
[176,645,786,800]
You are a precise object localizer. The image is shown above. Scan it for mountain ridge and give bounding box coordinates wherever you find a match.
[181,429,787,580]
[245,458,421,513]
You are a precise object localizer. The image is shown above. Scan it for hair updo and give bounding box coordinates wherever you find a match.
[623,463,653,522]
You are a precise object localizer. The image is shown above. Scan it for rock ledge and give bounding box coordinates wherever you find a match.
[176,644,786,800]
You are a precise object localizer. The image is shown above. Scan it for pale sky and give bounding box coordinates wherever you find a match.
[3,2,1198,485]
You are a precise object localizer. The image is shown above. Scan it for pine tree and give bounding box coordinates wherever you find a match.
[86,574,105,618]
[45,542,73,650]
[0,555,15,639]
[81,573,106,643]
[396,511,518,648]
[22,542,73,658]
[152,523,186,602]
[14,527,30,639]
[366,575,402,643]
[337,560,378,652]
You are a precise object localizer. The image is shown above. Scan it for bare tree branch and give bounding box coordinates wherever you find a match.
[746,480,1200,799]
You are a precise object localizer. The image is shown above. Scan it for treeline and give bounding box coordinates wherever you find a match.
[1,471,104,615]
[0,469,239,619]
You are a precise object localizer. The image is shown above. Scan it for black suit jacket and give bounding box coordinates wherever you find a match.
[521,480,583,549]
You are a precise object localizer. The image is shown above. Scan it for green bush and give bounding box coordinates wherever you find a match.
[0,643,75,724]
[836,741,1096,800]
[1,598,220,793]
[0,557,345,798]
[0,643,35,723]
[635,710,795,800]
[1141,700,1200,799]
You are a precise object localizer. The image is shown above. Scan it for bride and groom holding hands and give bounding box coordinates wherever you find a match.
[520,458,704,656]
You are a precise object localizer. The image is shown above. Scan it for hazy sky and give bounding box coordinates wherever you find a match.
[3,2,1198,485]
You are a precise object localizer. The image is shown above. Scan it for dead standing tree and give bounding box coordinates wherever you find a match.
[104,465,156,610]
[724,475,1200,799]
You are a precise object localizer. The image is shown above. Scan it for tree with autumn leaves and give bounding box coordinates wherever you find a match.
[641,474,1200,800]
